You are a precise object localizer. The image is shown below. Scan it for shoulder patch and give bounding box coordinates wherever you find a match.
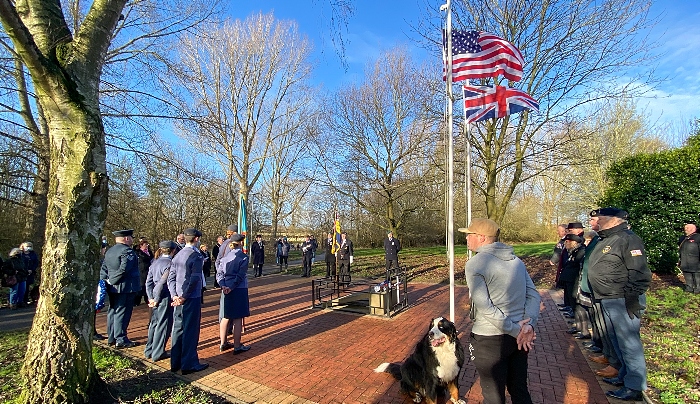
[602,246,611,254]
[630,249,643,256]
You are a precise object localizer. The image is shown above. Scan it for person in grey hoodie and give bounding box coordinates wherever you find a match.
[460,218,541,404]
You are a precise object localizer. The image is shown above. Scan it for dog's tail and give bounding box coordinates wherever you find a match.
[374,362,402,381]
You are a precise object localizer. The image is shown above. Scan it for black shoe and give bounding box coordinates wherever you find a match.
[602,377,624,387]
[564,313,574,318]
[566,327,579,334]
[219,342,234,352]
[557,303,567,307]
[107,341,116,346]
[605,387,642,401]
[558,306,572,311]
[587,346,603,353]
[152,353,170,362]
[182,363,209,375]
[115,341,138,349]
[574,333,592,340]
[93,333,106,341]
[170,367,181,373]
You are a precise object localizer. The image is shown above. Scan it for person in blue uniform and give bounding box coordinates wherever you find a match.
[100,229,141,348]
[167,228,208,375]
[217,234,251,354]
[250,235,265,277]
[144,241,178,362]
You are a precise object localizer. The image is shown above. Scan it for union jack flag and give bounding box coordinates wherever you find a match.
[443,30,524,83]
[463,85,538,124]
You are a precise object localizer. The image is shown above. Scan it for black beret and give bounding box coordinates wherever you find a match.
[567,222,584,229]
[159,240,178,249]
[112,229,134,237]
[594,207,629,219]
[255,234,262,238]
[183,228,202,237]
[230,233,245,242]
[227,224,238,232]
[563,234,584,243]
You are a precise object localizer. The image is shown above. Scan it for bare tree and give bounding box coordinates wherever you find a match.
[166,12,315,204]
[317,48,442,238]
[429,0,659,222]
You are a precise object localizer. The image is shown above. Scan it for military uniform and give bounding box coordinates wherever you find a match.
[100,229,141,347]
[251,238,265,277]
[167,229,207,374]
[679,231,700,293]
[324,235,337,278]
[144,241,177,362]
[301,238,314,277]
[336,236,354,285]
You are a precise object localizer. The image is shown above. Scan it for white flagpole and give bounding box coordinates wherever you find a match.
[443,0,455,323]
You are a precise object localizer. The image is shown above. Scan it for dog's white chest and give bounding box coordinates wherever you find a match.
[434,341,460,382]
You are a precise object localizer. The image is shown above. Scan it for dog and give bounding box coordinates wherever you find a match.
[374,317,465,404]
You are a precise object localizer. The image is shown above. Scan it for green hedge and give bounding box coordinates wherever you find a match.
[600,135,700,273]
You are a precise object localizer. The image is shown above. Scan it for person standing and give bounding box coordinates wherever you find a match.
[551,224,568,289]
[460,218,540,404]
[300,235,314,277]
[324,232,337,279]
[217,234,251,354]
[100,229,141,348]
[587,207,650,401]
[678,220,700,293]
[200,243,212,303]
[144,241,178,362]
[167,228,208,375]
[134,239,153,306]
[336,232,354,285]
[212,236,223,288]
[279,237,290,270]
[310,235,318,265]
[215,224,238,271]
[559,233,585,318]
[383,230,401,280]
[250,235,265,277]
[4,248,27,309]
[20,242,39,305]
[175,233,186,250]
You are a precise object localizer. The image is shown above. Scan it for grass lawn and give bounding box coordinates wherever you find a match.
[1,242,696,403]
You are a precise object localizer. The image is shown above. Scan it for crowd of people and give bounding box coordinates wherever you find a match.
[550,208,652,401]
[0,242,40,309]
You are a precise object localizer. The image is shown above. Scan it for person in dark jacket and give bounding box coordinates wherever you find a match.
[678,220,700,293]
[301,235,314,277]
[134,239,153,306]
[4,248,28,309]
[100,229,141,348]
[324,232,337,279]
[217,234,251,354]
[383,230,401,280]
[560,234,586,336]
[212,236,223,288]
[250,235,265,277]
[144,241,178,362]
[551,224,567,289]
[336,232,354,285]
[278,237,290,270]
[587,207,650,401]
[20,242,39,305]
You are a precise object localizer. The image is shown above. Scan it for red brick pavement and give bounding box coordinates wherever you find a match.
[97,274,612,403]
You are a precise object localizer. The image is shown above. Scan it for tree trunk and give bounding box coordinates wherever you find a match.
[20,98,108,403]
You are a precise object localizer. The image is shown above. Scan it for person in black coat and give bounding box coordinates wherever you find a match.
[250,235,265,277]
[560,233,586,312]
[336,232,354,285]
[383,230,401,280]
[679,221,700,293]
[324,232,337,279]
[301,235,314,277]
[134,239,153,306]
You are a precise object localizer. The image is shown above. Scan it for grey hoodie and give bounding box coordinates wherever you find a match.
[465,242,541,338]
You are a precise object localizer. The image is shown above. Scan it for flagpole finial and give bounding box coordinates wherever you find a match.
[440,3,448,11]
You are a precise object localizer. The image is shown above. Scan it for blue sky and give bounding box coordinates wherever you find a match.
[227,0,700,132]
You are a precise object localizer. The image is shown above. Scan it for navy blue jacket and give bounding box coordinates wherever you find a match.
[167,246,204,299]
[100,243,140,293]
[146,255,173,304]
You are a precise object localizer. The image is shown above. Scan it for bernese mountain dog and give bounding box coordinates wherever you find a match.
[374,317,465,404]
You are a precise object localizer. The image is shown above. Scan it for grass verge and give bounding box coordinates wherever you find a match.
[0,331,229,404]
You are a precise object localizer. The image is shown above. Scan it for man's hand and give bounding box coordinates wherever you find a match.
[222,286,231,295]
[516,318,536,351]
[148,299,157,308]
[625,294,645,319]
[171,296,185,306]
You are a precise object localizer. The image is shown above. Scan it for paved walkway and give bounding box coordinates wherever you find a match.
[90,268,628,404]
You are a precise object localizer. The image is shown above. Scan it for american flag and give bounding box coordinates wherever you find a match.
[444,30,524,83]
[463,85,538,124]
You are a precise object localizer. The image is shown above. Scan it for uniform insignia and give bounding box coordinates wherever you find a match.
[602,246,611,254]
[630,249,642,256]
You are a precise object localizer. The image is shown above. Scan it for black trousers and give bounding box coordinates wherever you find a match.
[107,291,136,345]
[562,280,576,308]
[325,261,336,278]
[591,300,620,368]
[385,259,399,281]
[302,253,313,276]
[338,260,351,285]
[683,271,700,293]
[279,256,288,268]
[469,333,532,404]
